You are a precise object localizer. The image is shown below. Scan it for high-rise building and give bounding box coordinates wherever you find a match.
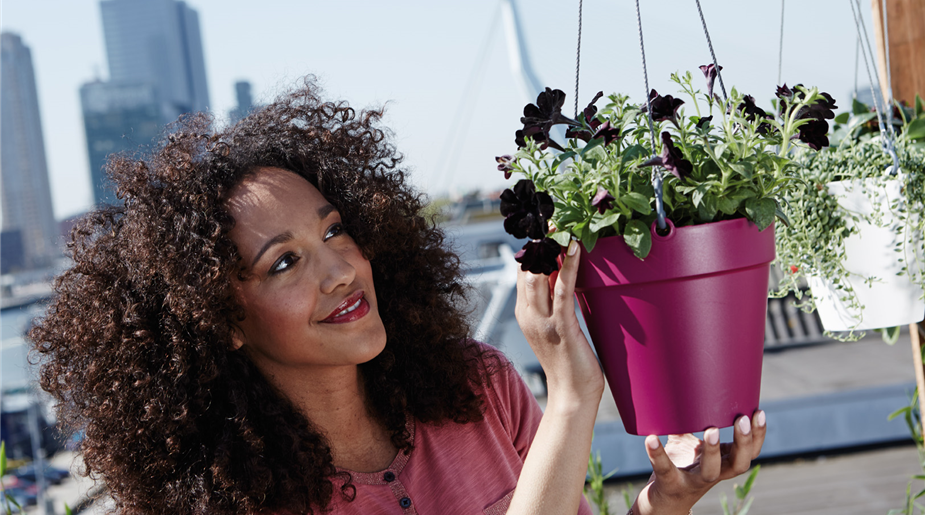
[100,0,210,120]
[228,80,254,125]
[80,81,163,207]
[1,32,60,272]
[81,0,211,206]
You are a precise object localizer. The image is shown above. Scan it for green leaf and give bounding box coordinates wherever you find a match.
[623,219,651,259]
[549,230,572,247]
[906,118,925,140]
[622,191,652,215]
[852,97,870,115]
[742,465,760,495]
[697,194,718,221]
[66,504,74,515]
[580,137,605,157]
[581,225,599,254]
[834,112,850,124]
[552,150,577,172]
[915,94,924,118]
[888,405,911,421]
[590,212,621,233]
[881,325,901,344]
[745,198,776,230]
[739,496,756,515]
[774,201,791,227]
[0,441,6,476]
[729,160,755,179]
[717,195,740,215]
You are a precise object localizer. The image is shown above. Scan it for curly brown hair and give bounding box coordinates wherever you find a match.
[29,78,501,514]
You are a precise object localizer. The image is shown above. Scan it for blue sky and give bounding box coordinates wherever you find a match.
[2,0,877,220]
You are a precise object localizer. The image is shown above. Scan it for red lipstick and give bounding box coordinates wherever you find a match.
[322,291,370,324]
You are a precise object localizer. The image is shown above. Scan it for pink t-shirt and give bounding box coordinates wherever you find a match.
[328,352,594,514]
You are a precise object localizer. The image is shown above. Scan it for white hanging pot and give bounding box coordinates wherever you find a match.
[808,175,925,331]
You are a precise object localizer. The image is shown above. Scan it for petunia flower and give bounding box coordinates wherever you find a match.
[500,179,555,240]
[496,155,515,180]
[639,132,693,179]
[698,64,723,100]
[516,88,578,151]
[642,89,684,124]
[738,95,773,134]
[591,186,615,214]
[514,237,561,275]
[777,84,837,149]
[567,120,621,146]
[564,91,606,142]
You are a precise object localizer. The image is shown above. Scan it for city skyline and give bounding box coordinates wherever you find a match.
[2,0,878,221]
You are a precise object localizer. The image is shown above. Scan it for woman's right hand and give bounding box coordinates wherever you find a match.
[514,240,605,408]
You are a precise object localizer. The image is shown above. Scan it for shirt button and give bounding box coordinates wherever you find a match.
[399,497,412,508]
[383,471,396,482]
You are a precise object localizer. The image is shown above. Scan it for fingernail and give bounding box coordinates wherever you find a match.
[646,435,660,450]
[567,240,578,256]
[738,415,752,435]
[757,410,766,427]
[706,428,719,446]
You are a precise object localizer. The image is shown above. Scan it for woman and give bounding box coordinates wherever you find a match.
[30,79,765,514]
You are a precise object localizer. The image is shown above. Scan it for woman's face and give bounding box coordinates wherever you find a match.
[226,167,387,374]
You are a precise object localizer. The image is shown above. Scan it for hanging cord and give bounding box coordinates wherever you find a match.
[849,0,900,174]
[854,34,860,99]
[574,0,583,118]
[693,0,727,101]
[634,0,667,231]
[777,0,785,85]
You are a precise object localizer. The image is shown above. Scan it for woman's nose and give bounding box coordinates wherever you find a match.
[318,247,356,294]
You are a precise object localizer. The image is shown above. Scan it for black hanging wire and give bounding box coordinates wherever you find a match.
[574,0,583,118]
[693,0,727,101]
[634,0,667,230]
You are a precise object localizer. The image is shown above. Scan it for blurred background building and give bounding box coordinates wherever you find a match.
[80,0,210,207]
[1,33,60,273]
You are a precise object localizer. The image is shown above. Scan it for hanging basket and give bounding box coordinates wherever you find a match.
[574,218,774,436]
[808,177,925,331]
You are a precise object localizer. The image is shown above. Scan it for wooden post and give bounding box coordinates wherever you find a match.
[871,0,925,105]
[912,321,925,420]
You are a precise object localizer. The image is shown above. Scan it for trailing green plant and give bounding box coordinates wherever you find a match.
[773,109,925,336]
[720,465,761,515]
[497,69,835,274]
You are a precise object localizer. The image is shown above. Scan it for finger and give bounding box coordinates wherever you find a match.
[699,428,722,483]
[552,240,579,319]
[750,409,767,459]
[522,266,552,317]
[723,415,754,478]
[644,435,680,485]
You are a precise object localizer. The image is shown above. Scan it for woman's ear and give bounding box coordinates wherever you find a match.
[231,325,246,350]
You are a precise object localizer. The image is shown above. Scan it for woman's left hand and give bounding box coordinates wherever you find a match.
[631,410,767,515]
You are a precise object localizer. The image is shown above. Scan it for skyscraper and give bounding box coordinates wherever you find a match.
[1,32,60,272]
[100,0,210,120]
[81,0,210,206]
[228,80,254,125]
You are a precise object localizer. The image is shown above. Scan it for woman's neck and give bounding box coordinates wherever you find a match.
[262,364,399,472]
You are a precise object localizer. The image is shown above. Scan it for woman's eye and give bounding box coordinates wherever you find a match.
[269,253,298,275]
[325,223,345,240]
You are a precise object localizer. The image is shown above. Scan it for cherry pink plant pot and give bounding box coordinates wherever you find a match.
[574,218,774,436]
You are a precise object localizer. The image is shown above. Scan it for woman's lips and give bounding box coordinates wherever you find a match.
[322,292,370,324]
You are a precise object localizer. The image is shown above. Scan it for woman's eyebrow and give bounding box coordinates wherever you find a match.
[251,231,294,269]
[318,203,337,220]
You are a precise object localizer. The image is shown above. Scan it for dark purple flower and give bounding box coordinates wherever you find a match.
[567,120,621,146]
[642,89,684,123]
[496,155,515,180]
[516,88,578,150]
[796,118,830,150]
[563,92,606,142]
[738,95,773,134]
[698,64,723,100]
[514,237,561,275]
[580,91,604,123]
[777,84,837,149]
[695,115,713,130]
[500,179,554,240]
[639,132,693,179]
[591,186,615,214]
